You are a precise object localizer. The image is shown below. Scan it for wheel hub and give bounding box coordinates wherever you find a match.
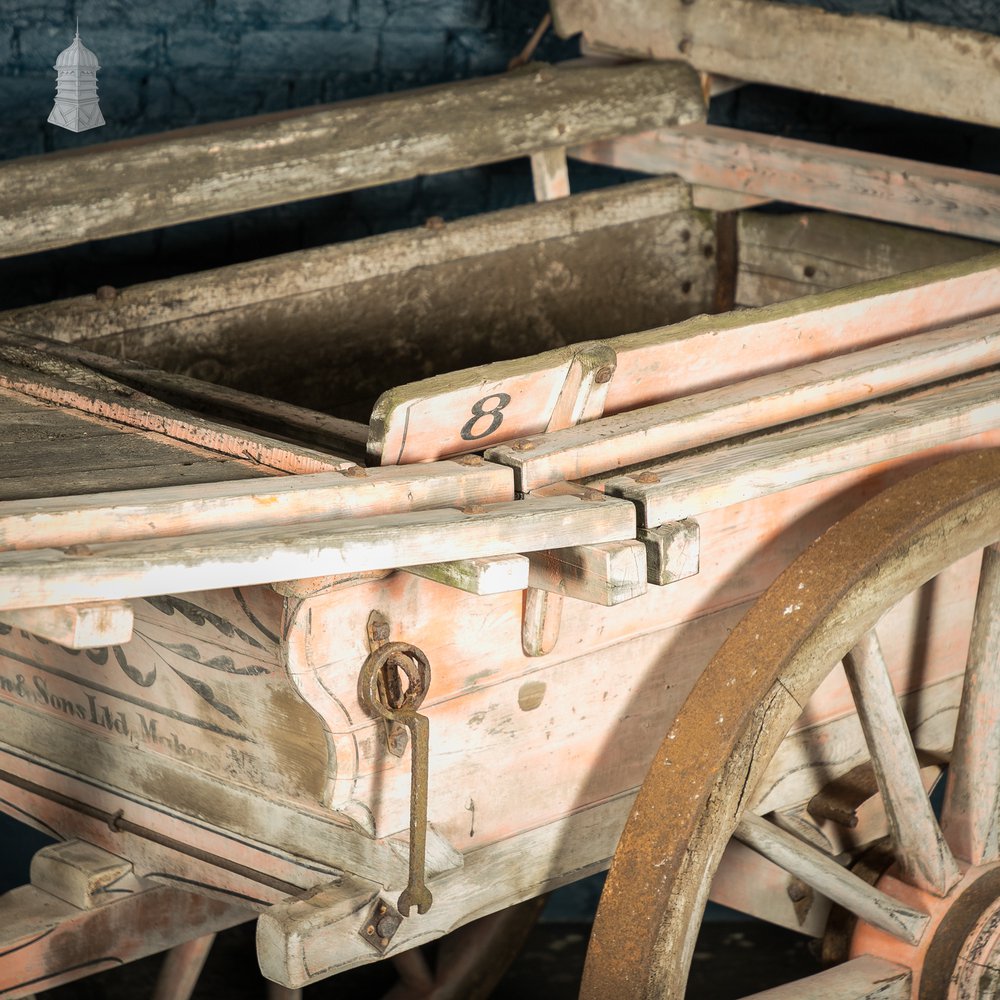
[851,865,1000,998]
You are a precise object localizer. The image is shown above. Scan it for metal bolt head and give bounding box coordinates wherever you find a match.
[453,454,484,466]
[463,504,488,514]
[594,365,615,384]
[95,284,117,301]
[633,471,661,485]
[511,439,536,452]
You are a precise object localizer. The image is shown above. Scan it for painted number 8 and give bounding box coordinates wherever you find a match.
[460,393,511,441]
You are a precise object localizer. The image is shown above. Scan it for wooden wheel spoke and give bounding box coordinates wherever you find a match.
[942,542,1000,865]
[735,814,928,945]
[739,955,912,999]
[843,628,961,895]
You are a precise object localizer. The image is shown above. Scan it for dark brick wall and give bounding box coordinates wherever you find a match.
[1,1,571,158]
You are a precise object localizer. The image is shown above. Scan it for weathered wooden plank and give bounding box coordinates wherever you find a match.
[0,461,262,504]
[551,0,1000,129]
[0,62,704,259]
[736,211,993,308]
[489,314,1000,490]
[0,177,713,420]
[527,540,647,606]
[691,185,769,213]
[571,124,1000,243]
[741,956,911,999]
[0,361,346,476]
[0,601,133,648]
[0,493,636,611]
[4,335,368,458]
[405,555,530,595]
[376,252,1000,463]
[0,879,249,999]
[0,459,513,551]
[605,370,1000,527]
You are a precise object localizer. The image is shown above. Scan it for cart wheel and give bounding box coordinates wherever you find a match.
[582,449,1000,999]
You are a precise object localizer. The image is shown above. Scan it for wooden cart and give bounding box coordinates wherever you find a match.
[1,4,1000,996]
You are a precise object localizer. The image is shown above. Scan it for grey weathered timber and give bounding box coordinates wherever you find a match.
[0,61,704,259]
[737,212,993,308]
[570,125,1000,244]
[551,0,1000,129]
[0,178,713,417]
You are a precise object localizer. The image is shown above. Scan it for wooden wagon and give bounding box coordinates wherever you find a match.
[2,2,1000,996]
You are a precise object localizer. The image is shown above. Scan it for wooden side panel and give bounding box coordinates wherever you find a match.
[0,179,712,423]
[0,586,333,807]
[737,212,993,308]
[551,0,1000,129]
[375,252,1000,464]
[0,61,704,259]
[283,427,1000,846]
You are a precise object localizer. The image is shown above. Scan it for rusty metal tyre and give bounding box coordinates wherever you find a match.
[581,449,1000,999]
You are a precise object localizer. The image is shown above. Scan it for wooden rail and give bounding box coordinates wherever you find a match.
[552,0,1000,129]
[571,125,1000,243]
[0,61,703,259]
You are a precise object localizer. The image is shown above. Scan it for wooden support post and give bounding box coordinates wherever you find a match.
[152,934,217,1000]
[0,601,133,648]
[30,840,148,909]
[530,147,571,201]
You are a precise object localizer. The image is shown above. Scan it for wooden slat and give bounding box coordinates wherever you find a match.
[736,211,993,308]
[0,494,636,611]
[372,252,1000,464]
[0,61,704,259]
[488,315,1000,491]
[0,460,513,551]
[639,520,699,586]
[552,0,1000,129]
[4,335,368,458]
[741,956,911,999]
[0,601,133,648]
[0,359,347,476]
[571,124,1000,243]
[603,370,1000,527]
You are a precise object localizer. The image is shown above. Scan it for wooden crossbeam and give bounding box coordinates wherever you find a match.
[552,0,1000,130]
[570,124,1000,243]
[0,460,513,552]
[604,370,1000,527]
[487,315,1000,491]
[528,540,647,606]
[0,62,703,259]
[0,494,636,611]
